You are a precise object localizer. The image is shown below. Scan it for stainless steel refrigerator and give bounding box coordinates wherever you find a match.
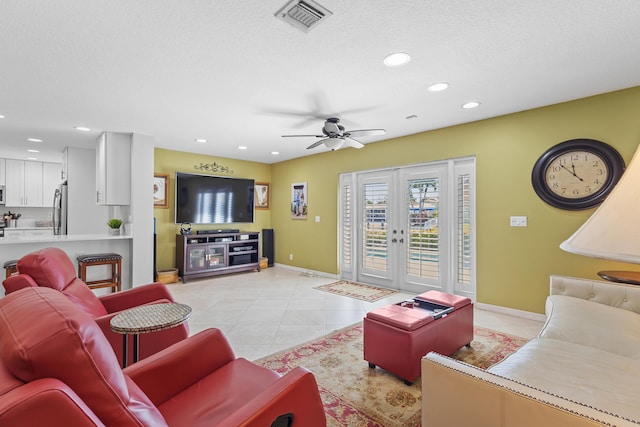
[53,181,68,235]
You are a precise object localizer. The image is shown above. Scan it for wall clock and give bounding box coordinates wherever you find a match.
[531,139,625,210]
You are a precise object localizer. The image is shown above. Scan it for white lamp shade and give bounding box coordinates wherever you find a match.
[560,144,640,263]
[324,138,344,151]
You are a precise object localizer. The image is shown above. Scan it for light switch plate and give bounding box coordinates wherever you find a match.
[510,216,527,227]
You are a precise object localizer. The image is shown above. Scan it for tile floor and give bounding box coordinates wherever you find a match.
[167,267,544,361]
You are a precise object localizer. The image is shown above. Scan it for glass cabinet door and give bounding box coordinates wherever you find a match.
[187,246,208,271]
[207,245,225,269]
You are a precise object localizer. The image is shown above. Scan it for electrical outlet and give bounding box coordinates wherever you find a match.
[289,253,293,260]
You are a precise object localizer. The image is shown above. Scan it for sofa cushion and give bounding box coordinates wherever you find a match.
[541,295,640,359]
[366,304,435,331]
[16,248,107,318]
[157,357,282,427]
[488,337,640,422]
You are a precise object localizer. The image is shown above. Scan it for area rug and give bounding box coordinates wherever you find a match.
[314,280,398,302]
[255,322,529,427]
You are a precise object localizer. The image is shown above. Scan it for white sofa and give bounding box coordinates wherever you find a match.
[421,275,640,427]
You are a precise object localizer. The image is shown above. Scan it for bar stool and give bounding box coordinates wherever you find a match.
[3,260,18,279]
[77,253,122,293]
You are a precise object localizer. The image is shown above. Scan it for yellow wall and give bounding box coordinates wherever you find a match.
[156,86,640,314]
[153,149,271,269]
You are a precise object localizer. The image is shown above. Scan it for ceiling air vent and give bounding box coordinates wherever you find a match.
[275,0,332,33]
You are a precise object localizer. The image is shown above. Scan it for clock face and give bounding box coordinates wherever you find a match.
[544,150,609,199]
[532,139,625,210]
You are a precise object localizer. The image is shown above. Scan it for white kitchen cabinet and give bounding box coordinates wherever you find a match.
[96,132,131,205]
[4,160,61,207]
[24,161,43,207]
[24,229,53,237]
[42,162,62,207]
[4,160,40,206]
[0,158,5,186]
[2,229,23,239]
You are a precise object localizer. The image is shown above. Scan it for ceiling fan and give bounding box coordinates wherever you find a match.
[282,118,386,150]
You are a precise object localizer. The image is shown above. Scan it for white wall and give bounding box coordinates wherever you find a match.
[130,134,155,285]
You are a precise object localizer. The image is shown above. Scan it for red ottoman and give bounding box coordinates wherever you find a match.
[364,290,473,384]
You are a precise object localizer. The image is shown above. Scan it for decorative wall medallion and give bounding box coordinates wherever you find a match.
[194,162,234,174]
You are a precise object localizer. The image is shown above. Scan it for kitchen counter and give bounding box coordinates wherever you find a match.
[1,227,53,230]
[0,233,131,244]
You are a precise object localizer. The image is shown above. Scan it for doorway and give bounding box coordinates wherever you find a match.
[339,158,475,299]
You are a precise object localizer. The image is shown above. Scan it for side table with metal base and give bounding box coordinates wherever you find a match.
[110,302,192,367]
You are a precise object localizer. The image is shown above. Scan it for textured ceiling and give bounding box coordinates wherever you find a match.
[1,0,640,164]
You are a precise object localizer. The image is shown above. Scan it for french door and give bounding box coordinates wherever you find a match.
[339,158,475,298]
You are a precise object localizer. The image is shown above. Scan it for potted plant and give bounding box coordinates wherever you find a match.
[107,218,123,235]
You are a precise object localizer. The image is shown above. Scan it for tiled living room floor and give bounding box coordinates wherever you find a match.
[167,267,544,361]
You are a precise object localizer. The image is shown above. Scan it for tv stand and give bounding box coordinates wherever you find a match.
[176,231,260,283]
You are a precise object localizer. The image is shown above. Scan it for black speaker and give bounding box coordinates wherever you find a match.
[262,229,274,267]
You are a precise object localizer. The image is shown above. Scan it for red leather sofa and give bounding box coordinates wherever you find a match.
[0,287,326,426]
[2,247,188,366]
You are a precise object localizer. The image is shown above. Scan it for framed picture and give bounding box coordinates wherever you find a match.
[291,182,308,219]
[153,174,169,208]
[255,182,270,210]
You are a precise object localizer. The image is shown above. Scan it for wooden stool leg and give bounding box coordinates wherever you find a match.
[116,258,122,292]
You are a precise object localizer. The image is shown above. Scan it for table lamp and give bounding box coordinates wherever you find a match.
[560,143,640,284]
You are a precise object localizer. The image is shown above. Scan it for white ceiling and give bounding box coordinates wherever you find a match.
[1,0,640,164]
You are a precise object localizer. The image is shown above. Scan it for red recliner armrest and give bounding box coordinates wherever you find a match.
[2,274,38,295]
[124,329,236,406]
[98,282,176,313]
[0,378,105,427]
[218,366,327,427]
[94,305,189,367]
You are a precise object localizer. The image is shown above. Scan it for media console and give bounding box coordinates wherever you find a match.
[176,231,260,283]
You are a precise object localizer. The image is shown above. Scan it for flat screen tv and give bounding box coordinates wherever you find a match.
[175,172,254,224]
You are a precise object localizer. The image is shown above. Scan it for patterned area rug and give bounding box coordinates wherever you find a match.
[314,280,398,302]
[256,322,529,427]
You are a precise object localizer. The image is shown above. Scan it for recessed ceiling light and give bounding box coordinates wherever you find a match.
[27,149,39,153]
[271,151,280,155]
[194,138,208,143]
[0,114,5,119]
[27,157,37,160]
[427,82,450,92]
[74,126,91,132]
[462,101,481,109]
[237,145,248,150]
[27,138,43,142]
[384,52,411,67]
[406,114,418,120]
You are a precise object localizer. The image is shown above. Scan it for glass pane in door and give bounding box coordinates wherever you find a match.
[362,182,388,272]
[406,177,440,279]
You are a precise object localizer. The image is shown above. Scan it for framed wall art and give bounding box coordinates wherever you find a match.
[291,182,307,219]
[153,173,169,208]
[255,182,270,210]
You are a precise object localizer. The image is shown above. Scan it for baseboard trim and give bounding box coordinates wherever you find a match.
[475,302,546,322]
[273,263,339,280]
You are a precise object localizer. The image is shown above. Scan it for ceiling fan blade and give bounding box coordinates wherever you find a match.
[343,137,365,149]
[282,134,324,138]
[306,139,328,149]
[346,129,386,137]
